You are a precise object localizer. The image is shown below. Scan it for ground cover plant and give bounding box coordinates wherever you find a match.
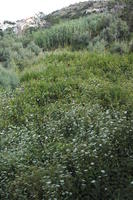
[0,50,133,199]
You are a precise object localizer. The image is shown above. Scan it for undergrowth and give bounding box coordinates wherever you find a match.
[0,51,133,199]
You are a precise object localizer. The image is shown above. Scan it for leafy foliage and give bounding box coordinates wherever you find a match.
[33,13,129,50]
[0,66,19,89]
[0,34,42,72]
[0,51,133,199]
[0,2,133,198]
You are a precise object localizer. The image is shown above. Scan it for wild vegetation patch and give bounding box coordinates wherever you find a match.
[0,1,133,198]
[0,51,133,199]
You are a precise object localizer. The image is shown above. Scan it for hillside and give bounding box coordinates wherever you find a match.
[45,0,109,24]
[1,50,133,199]
[0,0,133,199]
[0,0,115,33]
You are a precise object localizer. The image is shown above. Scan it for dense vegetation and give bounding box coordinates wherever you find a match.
[0,10,132,88]
[0,1,133,199]
[1,51,133,199]
[33,13,130,51]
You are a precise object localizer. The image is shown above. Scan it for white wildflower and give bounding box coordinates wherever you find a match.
[91,180,96,184]
[90,162,94,166]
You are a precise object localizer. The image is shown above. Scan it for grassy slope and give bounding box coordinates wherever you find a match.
[0,50,133,199]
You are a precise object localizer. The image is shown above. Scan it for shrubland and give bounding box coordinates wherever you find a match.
[0,51,133,199]
[33,13,130,51]
[0,2,133,199]
[1,11,132,89]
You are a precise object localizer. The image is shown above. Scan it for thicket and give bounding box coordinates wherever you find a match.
[0,11,132,88]
[0,1,133,198]
[33,13,130,51]
[113,0,133,32]
[0,34,41,69]
[0,51,133,199]
[0,33,42,88]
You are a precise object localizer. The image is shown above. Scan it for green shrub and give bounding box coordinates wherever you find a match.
[33,13,129,51]
[0,34,41,71]
[129,40,133,53]
[27,41,41,55]
[100,20,129,43]
[13,48,36,70]
[0,67,19,88]
[110,41,129,54]
[88,38,107,52]
[0,104,133,199]
[0,48,11,63]
[12,42,23,51]
[71,32,90,50]
[0,51,133,199]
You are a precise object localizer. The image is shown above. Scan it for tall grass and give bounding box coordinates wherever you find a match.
[33,13,129,50]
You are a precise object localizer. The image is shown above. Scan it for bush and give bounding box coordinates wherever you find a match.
[0,48,11,63]
[129,40,133,53]
[110,41,129,54]
[0,67,19,88]
[13,48,36,70]
[0,51,133,199]
[100,20,129,43]
[27,41,41,55]
[88,38,107,52]
[71,32,90,50]
[0,34,41,71]
[0,105,133,199]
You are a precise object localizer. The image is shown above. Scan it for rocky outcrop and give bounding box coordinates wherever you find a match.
[0,0,119,34]
[15,15,46,34]
[0,13,46,34]
[45,0,109,23]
